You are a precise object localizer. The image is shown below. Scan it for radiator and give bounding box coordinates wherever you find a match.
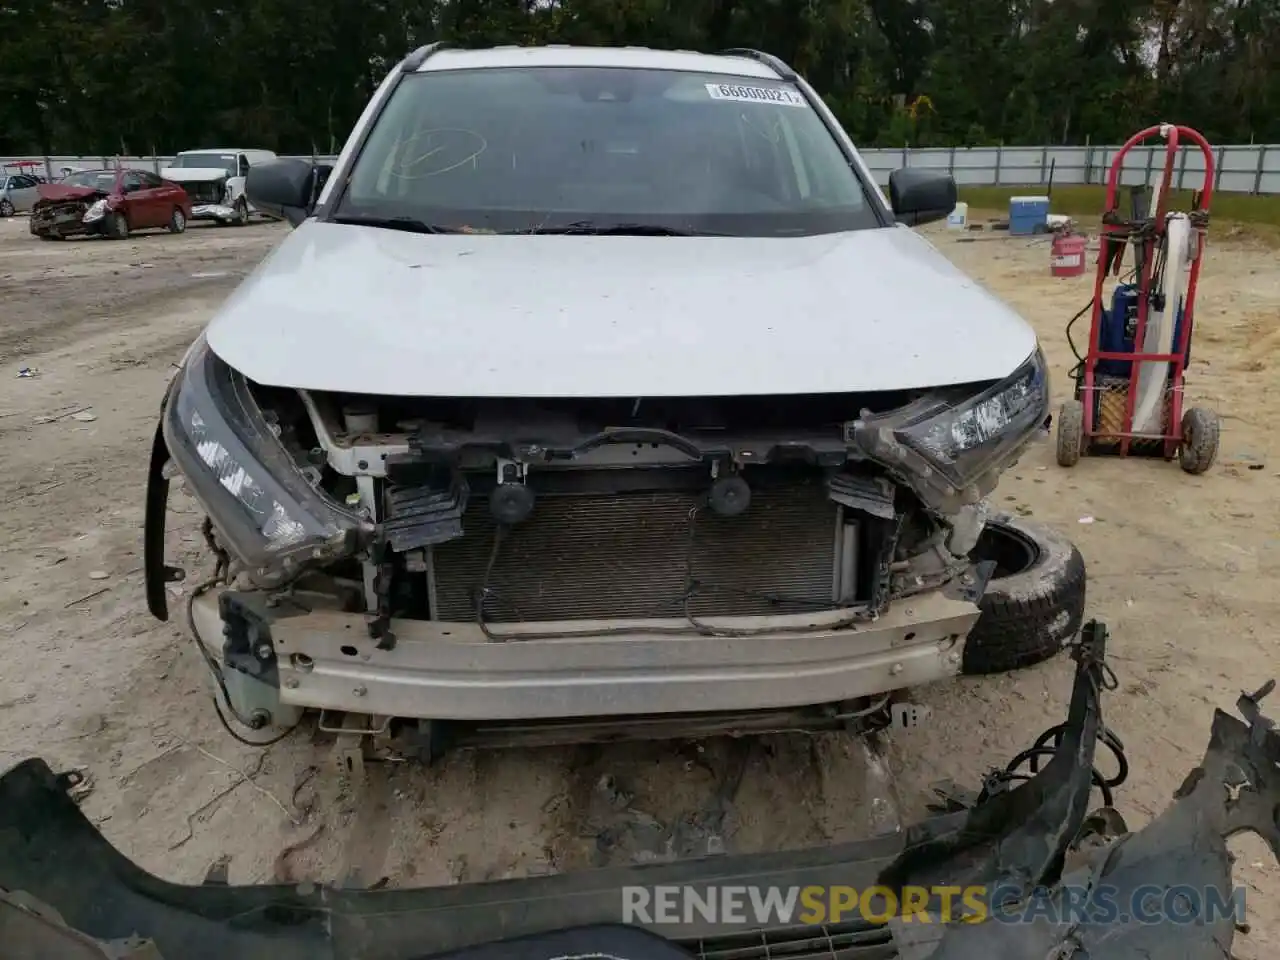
[429,479,840,622]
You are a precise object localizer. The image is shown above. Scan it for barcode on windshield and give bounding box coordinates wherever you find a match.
[705,83,808,107]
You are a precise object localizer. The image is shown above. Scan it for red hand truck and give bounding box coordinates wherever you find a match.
[1055,124,1220,474]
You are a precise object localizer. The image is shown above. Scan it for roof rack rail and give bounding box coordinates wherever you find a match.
[717,48,797,81]
[401,42,450,73]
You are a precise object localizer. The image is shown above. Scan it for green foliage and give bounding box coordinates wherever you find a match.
[0,0,1277,155]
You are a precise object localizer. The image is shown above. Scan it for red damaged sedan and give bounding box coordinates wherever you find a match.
[30,168,193,240]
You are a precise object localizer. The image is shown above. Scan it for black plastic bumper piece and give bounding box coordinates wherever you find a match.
[9,622,1267,960]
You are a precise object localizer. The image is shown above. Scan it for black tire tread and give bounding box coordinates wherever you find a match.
[105,211,128,240]
[1179,406,1219,475]
[1056,399,1084,467]
[962,516,1087,675]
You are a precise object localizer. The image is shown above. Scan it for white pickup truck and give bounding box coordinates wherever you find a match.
[160,148,277,225]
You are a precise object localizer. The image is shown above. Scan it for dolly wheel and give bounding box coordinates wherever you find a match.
[1179,407,1220,475]
[1056,399,1085,467]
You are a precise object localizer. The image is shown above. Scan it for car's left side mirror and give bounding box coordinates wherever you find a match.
[888,169,958,227]
[246,158,323,228]
[310,164,333,208]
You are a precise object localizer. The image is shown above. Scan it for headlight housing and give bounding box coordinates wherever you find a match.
[162,337,366,583]
[848,348,1050,512]
[82,199,107,223]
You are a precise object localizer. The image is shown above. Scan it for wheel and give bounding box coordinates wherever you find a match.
[1055,399,1085,467]
[104,211,129,240]
[168,207,187,234]
[0,198,13,217]
[37,233,60,241]
[961,515,1087,675]
[1178,407,1220,475]
[232,197,249,226]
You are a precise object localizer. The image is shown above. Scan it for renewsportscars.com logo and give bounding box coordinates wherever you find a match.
[621,884,1246,927]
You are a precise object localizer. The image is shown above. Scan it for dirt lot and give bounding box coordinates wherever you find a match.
[1,213,1276,955]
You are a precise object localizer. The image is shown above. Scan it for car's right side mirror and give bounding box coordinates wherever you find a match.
[246,158,323,227]
[888,168,958,227]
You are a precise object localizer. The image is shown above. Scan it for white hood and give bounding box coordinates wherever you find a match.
[205,221,1038,398]
[160,167,229,184]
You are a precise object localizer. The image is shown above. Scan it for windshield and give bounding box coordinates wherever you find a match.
[60,170,118,190]
[336,67,879,236]
[173,153,237,174]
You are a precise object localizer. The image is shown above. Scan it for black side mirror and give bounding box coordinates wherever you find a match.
[888,169,958,227]
[246,158,322,227]
[310,164,334,208]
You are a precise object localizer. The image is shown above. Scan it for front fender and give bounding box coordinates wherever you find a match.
[227,176,249,210]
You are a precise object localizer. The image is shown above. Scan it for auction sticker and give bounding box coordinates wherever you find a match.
[705,83,808,107]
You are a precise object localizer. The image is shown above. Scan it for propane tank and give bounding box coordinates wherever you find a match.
[1051,231,1088,278]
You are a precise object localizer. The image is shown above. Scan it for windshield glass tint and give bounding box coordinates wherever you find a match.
[61,171,118,190]
[339,67,876,236]
[174,153,236,174]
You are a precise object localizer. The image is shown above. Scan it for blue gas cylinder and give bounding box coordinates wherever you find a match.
[1097,284,1189,379]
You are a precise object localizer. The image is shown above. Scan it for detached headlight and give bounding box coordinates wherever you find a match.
[849,348,1050,510]
[162,337,365,582]
[82,199,107,223]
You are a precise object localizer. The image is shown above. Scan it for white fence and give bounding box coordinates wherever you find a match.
[7,142,1280,193]
[861,143,1280,194]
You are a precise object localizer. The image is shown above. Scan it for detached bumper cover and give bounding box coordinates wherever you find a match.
[189,587,979,720]
[191,203,238,220]
[3,624,1274,960]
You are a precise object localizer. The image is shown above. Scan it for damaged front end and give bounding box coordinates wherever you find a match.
[166,175,240,222]
[29,190,112,239]
[145,338,1049,733]
[3,622,1276,959]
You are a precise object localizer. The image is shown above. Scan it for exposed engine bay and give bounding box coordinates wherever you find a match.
[246,382,991,636]
[29,194,102,238]
[143,338,1055,735]
[174,177,227,206]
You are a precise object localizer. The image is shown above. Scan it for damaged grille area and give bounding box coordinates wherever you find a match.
[429,479,840,622]
[31,201,87,230]
[179,180,225,204]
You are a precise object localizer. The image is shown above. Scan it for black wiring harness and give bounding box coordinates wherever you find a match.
[979,646,1127,807]
[1065,263,1139,385]
[185,518,303,748]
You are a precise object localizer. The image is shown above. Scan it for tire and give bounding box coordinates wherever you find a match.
[961,515,1086,675]
[104,211,129,240]
[168,207,187,234]
[232,197,249,226]
[0,198,13,217]
[1179,407,1219,475]
[1056,399,1084,467]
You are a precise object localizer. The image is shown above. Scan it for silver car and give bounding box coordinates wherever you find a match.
[0,173,41,216]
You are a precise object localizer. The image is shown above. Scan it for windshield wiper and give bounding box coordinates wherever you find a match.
[331,214,463,234]
[519,221,704,236]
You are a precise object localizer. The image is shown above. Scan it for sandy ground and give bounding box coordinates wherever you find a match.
[0,213,1276,956]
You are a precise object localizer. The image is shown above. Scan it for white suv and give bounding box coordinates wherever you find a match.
[145,45,1083,747]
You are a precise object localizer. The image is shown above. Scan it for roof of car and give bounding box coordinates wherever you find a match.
[178,148,275,155]
[415,45,783,79]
